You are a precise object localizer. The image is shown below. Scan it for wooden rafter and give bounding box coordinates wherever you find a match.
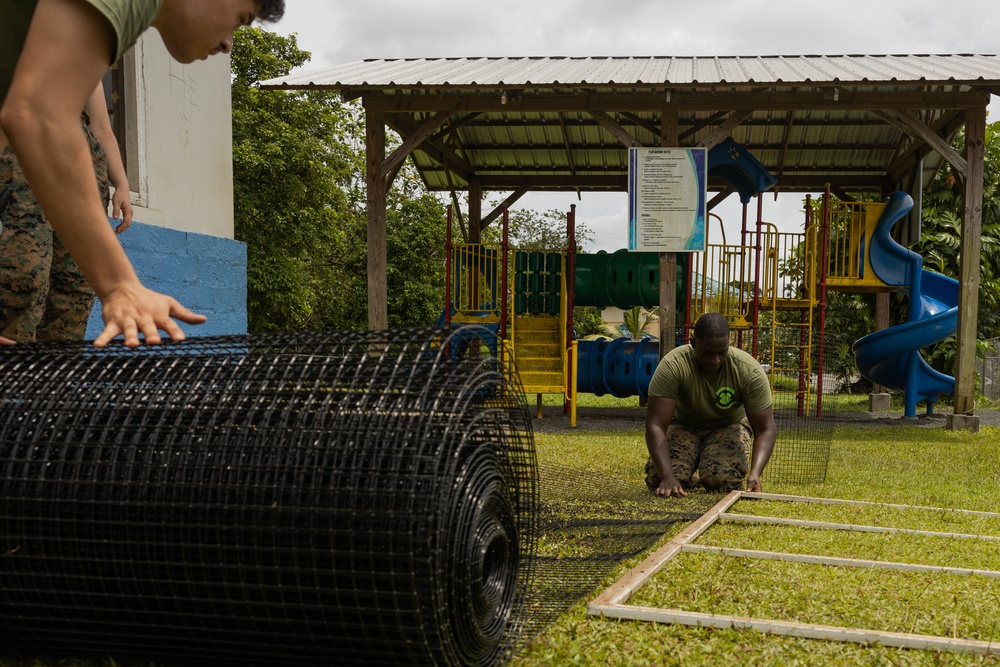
[588,110,639,147]
[480,187,529,230]
[384,114,475,181]
[697,110,753,149]
[776,110,795,178]
[381,110,453,179]
[590,491,1000,657]
[364,89,991,113]
[886,110,964,182]
[872,109,967,177]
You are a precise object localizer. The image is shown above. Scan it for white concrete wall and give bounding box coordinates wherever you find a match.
[126,32,234,239]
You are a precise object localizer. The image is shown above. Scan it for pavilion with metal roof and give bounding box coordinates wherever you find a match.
[263,54,1000,427]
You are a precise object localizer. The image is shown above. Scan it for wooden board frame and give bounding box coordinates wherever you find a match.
[588,491,1000,656]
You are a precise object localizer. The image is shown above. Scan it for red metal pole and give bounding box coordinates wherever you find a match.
[752,197,763,357]
[798,194,813,417]
[817,186,831,418]
[501,207,509,343]
[445,205,453,328]
[565,205,576,415]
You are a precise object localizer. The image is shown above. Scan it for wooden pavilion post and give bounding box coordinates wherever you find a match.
[364,100,388,329]
[659,102,679,357]
[947,105,986,432]
[468,178,482,243]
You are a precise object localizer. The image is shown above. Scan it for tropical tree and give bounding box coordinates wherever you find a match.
[620,306,659,340]
[915,120,1000,340]
[231,28,447,332]
[231,28,354,332]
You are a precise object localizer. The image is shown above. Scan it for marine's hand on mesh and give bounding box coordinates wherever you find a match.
[655,477,688,498]
[94,280,206,348]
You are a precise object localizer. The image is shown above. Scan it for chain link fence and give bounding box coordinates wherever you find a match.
[977,337,1000,401]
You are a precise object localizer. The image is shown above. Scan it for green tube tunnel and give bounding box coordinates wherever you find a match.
[574,250,688,310]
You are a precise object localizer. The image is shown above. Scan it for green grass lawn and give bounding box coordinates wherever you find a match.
[5,415,1000,666]
[515,422,1000,666]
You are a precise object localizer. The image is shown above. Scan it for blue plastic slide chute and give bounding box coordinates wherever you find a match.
[707,138,778,204]
[852,192,958,417]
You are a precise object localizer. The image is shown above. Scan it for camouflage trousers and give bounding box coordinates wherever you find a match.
[645,419,752,493]
[0,124,109,342]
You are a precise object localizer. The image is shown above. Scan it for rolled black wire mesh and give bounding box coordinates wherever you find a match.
[0,326,536,667]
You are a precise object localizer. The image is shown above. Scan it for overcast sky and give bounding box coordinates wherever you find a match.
[264,0,1000,251]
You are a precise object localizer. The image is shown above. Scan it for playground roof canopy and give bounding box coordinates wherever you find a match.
[263,53,1000,197]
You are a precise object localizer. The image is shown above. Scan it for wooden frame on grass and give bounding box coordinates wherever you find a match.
[588,491,1000,656]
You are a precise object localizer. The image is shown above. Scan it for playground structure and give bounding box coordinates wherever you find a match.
[442,143,957,423]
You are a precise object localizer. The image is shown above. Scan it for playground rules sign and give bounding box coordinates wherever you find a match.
[627,147,707,252]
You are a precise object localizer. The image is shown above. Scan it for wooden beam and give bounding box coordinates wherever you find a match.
[589,604,1000,656]
[739,491,1000,516]
[620,110,662,139]
[707,187,735,211]
[682,544,1000,579]
[590,491,1000,657]
[480,187,529,230]
[887,111,964,183]
[384,115,475,180]
[872,109,967,177]
[448,190,468,241]
[776,110,795,177]
[364,101,388,330]
[359,89,992,113]
[660,104,678,357]
[830,186,855,202]
[953,105,986,417]
[431,111,481,141]
[679,110,728,141]
[588,110,639,147]
[589,491,742,607]
[720,512,1000,542]
[381,110,452,179]
[420,173,885,191]
[468,178,482,243]
[557,113,579,179]
[696,110,753,149]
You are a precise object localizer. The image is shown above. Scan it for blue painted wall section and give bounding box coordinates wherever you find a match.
[86,220,248,339]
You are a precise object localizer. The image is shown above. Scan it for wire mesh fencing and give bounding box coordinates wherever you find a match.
[977,337,1000,401]
[0,327,536,667]
[758,329,845,486]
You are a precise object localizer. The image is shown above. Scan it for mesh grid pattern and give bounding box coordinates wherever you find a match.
[0,327,536,667]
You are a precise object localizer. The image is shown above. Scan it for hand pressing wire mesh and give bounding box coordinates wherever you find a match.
[0,326,536,667]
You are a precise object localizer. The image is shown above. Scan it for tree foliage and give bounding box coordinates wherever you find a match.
[620,306,659,340]
[231,28,446,332]
[915,121,1000,341]
[231,28,354,332]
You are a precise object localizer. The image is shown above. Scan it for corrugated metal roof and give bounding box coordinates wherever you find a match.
[260,55,998,203]
[263,54,1000,89]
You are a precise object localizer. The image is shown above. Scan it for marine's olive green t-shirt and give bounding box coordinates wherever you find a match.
[1,0,163,107]
[647,344,772,429]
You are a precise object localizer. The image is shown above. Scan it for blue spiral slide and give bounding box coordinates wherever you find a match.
[852,192,958,417]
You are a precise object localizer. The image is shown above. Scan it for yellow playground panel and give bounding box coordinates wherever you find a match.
[825,200,894,293]
[446,194,895,422]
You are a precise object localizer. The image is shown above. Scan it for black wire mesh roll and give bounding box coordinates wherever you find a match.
[0,326,536,667]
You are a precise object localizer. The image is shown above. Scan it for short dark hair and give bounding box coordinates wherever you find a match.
[693,313,729,340]
[256,0,285,22]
